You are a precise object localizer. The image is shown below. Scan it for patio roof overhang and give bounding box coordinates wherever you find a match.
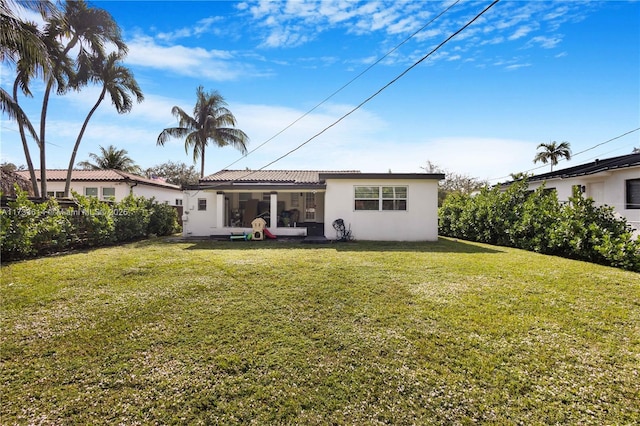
[184,183,327,191]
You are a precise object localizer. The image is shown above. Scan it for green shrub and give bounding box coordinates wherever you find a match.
[1,188,76,259]
[1,189,42,258]
[2,189,181,261]
[439,181,640,271]
[145,198,180,236]
[73,192,116,246]
[113,194,150,242]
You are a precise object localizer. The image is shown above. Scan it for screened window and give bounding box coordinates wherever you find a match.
[354,186,407,211]
[175,199,183,206]
[102,187,115,200]
[354,186,380,210]
[198,198,207,211]
[382,186,407,210]
[626,179,640,209]
[85,187,98,197]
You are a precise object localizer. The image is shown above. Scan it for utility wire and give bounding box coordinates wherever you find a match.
[188,0,500,195]
[488,127,640,183]
[221,0,462,170]
[255,0,501,173]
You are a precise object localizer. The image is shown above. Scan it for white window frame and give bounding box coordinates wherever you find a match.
[354,186,407,211]
[102,187,116,200]
[85,187,98,197]
[198,198,207,211]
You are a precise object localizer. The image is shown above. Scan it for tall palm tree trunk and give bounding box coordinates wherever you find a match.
[12,80,40,197]
[200,144,205,178]
[38,79,54,198]
[64,88,106,196]
[38,37,78,198]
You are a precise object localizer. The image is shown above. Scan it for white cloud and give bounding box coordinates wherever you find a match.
[508,25,535,41]
[125,35,254,80]
[527,35,563,49]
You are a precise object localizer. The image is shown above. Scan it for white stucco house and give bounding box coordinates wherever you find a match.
[182,170,445,241]
[17,169,183,206]
[503,153,640,235]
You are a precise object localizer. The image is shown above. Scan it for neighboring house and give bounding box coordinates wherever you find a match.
[16,169,183,206]
[503,153,640,235]
[182,170,444,241]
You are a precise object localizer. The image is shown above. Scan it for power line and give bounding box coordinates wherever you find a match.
[187,0,499,195]
[488,127,640,182]
[254,0,501,173]
[572,127,639,157]
[221,0,462,170]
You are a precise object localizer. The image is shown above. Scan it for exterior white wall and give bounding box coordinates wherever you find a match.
[45,181,182,205]
[323,178,440,241]
[132,185,182,206]
[182,190,218,236]
[45,181,131,200]
[526,167,640,236]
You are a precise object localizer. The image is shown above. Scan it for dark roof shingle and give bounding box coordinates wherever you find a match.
[528,153,640,182]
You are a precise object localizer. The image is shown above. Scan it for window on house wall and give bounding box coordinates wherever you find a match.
[85,187,98,197]
[198,198,207,211]
[382,186,407,210]
[626,179,640,209]
[291,193,299,208]
[46,191,65,198]
[354,186,380,210]
[102,187,115,200]
[175,199,183,206]
[355,186,407,211]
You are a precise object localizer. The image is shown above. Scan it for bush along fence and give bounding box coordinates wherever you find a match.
[1,188,181,261]
[439,180,640,272]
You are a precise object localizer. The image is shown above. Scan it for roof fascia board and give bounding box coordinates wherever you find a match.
[186,183,327,191]
[320,173,445,180]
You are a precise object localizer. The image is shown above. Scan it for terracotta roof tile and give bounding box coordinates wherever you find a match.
[16,169,180,189]
[201,169,360,184]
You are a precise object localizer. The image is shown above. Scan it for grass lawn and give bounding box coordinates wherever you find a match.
[1,237,639,424]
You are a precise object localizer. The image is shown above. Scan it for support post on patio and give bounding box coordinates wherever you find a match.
[270,192,278,232]
[216,192,225,229]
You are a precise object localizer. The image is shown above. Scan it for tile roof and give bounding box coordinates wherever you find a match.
[201,169,361,184]
[528,153,640,182]
[16,169,181,189]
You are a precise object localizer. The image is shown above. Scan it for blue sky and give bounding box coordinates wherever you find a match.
[2,0,639,183]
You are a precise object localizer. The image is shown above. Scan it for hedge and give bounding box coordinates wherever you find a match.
[439,181,640,272]
[1,188,180,261]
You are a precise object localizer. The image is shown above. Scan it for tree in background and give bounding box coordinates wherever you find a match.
[63,51,143,196]
[3,0,128,198]
[421,161,488,206]
[78,145,141,174]
[157,86,249,178]
[533,141,572,172]
[1,0,53,128]
[145,161,200,187]
[3,0,56,197]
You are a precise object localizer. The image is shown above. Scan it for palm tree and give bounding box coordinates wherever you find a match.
[37,0,126,197]
[2,0,55,197]
[0,0,53,73]
[63,52,143,196]
[78,145,141,174]
[533,141,572,172]
[157,86,249,178]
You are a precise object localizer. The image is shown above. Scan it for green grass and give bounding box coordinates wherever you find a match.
[1,238,639,424]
